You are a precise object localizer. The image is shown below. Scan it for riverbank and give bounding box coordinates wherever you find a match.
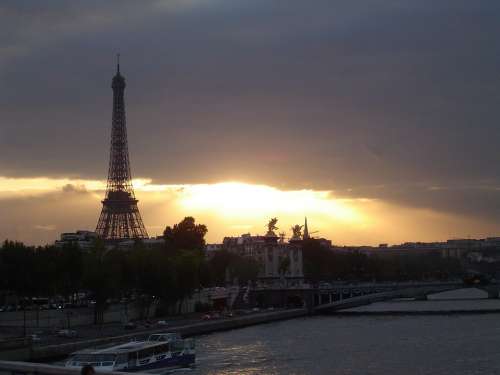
[3,308,308,362]
[335,309,500,316]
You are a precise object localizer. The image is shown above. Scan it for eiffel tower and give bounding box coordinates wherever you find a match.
[95,56,148,241]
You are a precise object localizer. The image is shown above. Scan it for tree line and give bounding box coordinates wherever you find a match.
[1,218,467,323]
[0,217,258,323]
[302,239,464,283]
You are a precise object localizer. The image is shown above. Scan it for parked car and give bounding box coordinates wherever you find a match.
[463,272,491,286]
[30,334,42,343]
[157,320,168,326]
[57,329,78,338]
[124,322,137,330]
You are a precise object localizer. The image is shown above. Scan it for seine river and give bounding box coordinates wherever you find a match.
[187,289,500,375]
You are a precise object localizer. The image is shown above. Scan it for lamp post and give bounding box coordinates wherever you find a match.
[66,311,73,329]
[23,304,26,338]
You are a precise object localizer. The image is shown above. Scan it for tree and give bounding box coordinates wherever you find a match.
[171,250,203,313]
[82,241,121,325]
[230,256,260,285]
[1,240,37,296]
[208,250,260,286]
[58,243,83,301]
[302,239,333,282]
[163,216,208,252]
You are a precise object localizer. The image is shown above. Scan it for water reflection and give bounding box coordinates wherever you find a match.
[188,289,500,375]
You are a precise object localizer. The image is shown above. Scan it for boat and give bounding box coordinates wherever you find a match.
[64,333,195,372]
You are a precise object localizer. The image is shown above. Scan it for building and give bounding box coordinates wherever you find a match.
[55,231,166,251]
[205,243,223,259]
[221,232,304,287]
[55,230,98,250]
[115,236,165,250]
[331,236,500,260]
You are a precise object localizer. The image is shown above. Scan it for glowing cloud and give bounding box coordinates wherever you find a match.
[2,175,496,246]
[0,176,105,197]
[176,182,363,223]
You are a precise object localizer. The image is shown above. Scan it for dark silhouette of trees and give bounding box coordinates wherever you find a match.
[82,241,122,324]
[58,243,84,300]
[302,239,464,282]
[207,250,260,286]
[163,216,207,252]
[0,221,467,324]
[0,217,212,321]
[2,240,37,297]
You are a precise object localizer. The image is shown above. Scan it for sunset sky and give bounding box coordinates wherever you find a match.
[2,1,500,245]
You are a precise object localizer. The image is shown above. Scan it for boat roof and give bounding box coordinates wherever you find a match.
[72,340,166,355]
[70,333,180,355]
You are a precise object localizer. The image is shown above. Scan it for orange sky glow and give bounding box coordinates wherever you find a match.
[1,176,498,246]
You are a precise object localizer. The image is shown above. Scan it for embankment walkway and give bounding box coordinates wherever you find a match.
[2,308,308,362]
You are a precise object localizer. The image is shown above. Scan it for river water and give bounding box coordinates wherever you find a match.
[188,289,500,375]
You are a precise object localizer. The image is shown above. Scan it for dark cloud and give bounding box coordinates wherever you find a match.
[0,189,99,244]
[337,184,500,224]
[1,0,500,231]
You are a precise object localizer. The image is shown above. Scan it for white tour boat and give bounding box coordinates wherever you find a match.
[65,333,195,372]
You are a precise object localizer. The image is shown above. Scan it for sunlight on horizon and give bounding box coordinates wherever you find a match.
[4,175,495,246]
[0,176,364,223]
[177,182,363,223]
[0,176,371,243]
[0,176,106,195]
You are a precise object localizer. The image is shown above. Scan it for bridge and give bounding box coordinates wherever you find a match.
[250,281,500,313]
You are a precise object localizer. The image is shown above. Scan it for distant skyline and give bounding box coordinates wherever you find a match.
[2,1,500,245]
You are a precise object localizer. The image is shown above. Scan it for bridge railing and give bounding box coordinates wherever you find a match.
[313,283,472,311]
[253,280,464,291]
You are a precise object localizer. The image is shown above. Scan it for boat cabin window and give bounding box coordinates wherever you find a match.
[72,354,116,364]
[184,338,195,350]
[138,347,155,359]
[148,333,179,342]
[116,353,128,364]
[172,341,184,353]
[153,343,169,355]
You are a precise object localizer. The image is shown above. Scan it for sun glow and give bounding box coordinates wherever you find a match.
[0,176,364,224]
[177,182,362,222]
[1,175,498,246]
[0,176,375,244]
